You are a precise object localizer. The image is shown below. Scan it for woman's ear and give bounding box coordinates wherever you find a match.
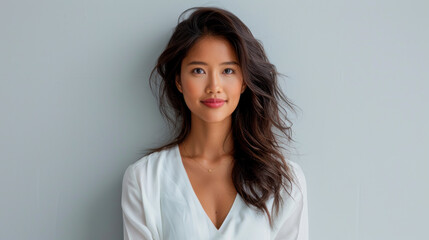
[241,83,247,94]
[175,76,183,93]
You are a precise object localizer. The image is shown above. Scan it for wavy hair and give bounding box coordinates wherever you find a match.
[147,6,300,227]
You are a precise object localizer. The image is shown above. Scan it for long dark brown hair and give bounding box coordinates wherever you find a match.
[147,6,300,227]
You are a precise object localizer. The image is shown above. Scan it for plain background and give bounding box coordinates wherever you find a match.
[1,0,428,239]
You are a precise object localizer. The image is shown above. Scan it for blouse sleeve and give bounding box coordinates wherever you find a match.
[121,164,154,240]
[274,163,309,240]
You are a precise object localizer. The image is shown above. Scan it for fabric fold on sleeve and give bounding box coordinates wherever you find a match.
[121,164,154,240]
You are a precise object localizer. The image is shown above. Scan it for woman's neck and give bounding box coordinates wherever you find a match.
[181,114,234,163]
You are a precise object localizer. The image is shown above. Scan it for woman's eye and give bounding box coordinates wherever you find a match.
[224,68,235,74]
[192,68,205,74]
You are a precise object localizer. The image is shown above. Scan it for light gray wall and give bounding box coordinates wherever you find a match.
[1,0,428,239]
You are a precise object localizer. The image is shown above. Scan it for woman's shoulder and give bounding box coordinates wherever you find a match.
[123,144,177,180]
[284,160,308,199]
[269,160,308,230]
[285,160,306,182]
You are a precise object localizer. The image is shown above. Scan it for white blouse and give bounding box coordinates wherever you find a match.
[121,144,309,240]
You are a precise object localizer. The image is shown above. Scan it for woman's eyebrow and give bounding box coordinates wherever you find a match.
[187,61,239,66]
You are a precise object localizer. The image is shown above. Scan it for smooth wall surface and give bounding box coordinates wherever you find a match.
[1,0,428,239]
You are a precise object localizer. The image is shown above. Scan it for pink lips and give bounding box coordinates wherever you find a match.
[201,98,226,108]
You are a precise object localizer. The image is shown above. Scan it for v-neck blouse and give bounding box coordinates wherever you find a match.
[121,144,309,240]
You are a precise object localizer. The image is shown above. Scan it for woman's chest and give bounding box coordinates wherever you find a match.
[158,175,272,240]
[185,167,238,230]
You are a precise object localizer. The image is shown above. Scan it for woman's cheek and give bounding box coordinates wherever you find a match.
[184,81,202,96]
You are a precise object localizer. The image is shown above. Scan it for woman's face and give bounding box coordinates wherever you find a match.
[176,35,246,124]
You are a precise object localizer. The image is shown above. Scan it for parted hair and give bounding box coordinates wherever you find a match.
[147,6,300,227]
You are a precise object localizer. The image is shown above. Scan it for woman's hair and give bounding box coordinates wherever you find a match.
[148,6,300,227]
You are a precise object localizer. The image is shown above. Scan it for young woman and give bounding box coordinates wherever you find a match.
[121,7,308,240]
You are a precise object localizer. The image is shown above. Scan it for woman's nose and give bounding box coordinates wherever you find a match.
[206,72,221,93]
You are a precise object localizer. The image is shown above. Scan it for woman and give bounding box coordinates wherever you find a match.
[122,6,309,240]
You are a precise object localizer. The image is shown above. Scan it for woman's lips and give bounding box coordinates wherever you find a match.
[201,98,226,108]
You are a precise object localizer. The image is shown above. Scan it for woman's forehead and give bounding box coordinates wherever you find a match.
[182,36,238,65]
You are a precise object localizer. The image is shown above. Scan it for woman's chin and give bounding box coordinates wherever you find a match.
[191,113,232,125]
